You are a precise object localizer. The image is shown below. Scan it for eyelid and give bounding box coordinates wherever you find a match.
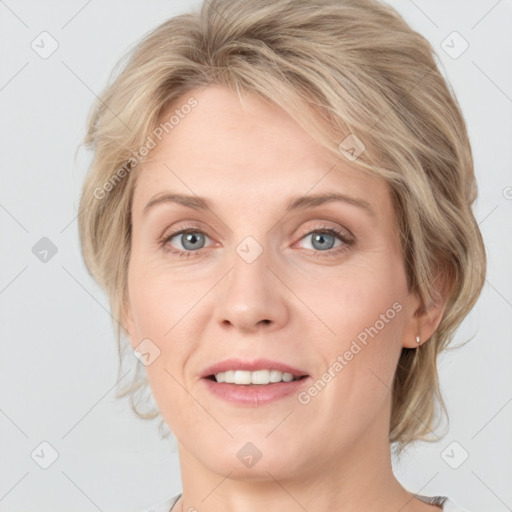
[295,222,354,242]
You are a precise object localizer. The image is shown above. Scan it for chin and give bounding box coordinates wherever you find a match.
[207,453,302,482]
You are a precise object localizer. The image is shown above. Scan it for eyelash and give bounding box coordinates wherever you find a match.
[159,223,354,259]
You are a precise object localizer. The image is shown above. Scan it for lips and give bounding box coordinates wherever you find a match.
[199,358,311,406]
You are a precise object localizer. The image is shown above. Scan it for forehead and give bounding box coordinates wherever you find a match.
[131,85,389,213]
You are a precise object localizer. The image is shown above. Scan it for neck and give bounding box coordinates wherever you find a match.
[175,403,415,512]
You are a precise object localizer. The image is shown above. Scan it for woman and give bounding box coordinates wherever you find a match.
[78,0,486,510]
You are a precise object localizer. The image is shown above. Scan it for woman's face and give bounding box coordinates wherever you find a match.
[125,85,421,480]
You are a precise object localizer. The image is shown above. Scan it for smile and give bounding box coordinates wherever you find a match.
[210,369,304,385]
[200,358,310,405]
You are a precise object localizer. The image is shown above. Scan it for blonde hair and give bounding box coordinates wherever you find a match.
[78,0,486,453]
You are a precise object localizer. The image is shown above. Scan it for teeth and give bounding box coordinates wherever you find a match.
[213,369,299,385]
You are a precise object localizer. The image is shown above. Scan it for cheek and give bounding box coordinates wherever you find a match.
[126,258,207,381]
[127,253,189,340]
[305,255,407,389]
[306,255,407,343]
[302,280,405,441]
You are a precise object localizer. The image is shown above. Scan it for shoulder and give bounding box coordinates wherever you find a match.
[415,494,472,512]
[442,497,472,512]
[139,494,181,512]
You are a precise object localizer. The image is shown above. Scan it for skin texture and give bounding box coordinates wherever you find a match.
[124,85,446,512]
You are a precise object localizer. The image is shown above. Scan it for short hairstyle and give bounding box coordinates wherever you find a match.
[78,0,486,453]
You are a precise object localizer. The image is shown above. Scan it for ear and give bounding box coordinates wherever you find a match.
[402,269,452,348]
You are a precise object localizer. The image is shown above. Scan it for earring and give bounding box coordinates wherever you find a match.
[415,335,421,345]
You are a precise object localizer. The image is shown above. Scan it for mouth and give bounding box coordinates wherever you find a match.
[200,359,310,405]
[205,370,308,385]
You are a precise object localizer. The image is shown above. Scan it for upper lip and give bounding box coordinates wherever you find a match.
[200,358,309,378]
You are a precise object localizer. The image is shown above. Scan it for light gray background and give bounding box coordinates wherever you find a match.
[1,1,511,511]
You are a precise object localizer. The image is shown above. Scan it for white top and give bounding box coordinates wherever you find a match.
[142,493,472,511]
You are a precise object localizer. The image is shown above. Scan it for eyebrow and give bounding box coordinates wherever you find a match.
[142,191,376,217]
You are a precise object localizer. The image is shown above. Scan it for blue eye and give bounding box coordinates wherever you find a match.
[304,231,339,251]
[164,229,211,255]
[297,227,353,257]
[177,231,206,251]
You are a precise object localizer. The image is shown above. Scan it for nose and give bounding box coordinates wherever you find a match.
[213,243,290,333]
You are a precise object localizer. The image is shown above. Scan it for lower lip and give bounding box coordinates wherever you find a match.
[202,377,310,406]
